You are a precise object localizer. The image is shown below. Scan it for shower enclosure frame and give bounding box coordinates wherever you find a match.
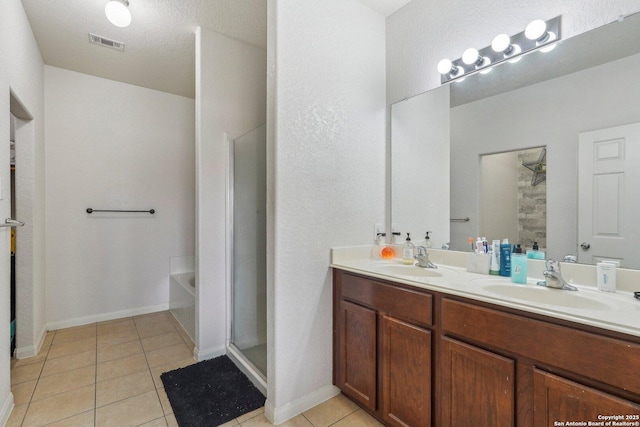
[224,130,267,394]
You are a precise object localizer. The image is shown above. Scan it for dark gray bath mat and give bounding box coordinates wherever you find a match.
[161,355,265,426]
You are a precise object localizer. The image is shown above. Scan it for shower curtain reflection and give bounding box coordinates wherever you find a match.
[231,124,267,378]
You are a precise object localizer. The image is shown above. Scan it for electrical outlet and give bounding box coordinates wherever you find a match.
[373,223,385,243]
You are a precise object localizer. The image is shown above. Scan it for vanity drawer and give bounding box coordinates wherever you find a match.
[340,272,432,327]
[442,298,640,395]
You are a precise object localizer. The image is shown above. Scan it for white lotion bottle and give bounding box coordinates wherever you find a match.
[597,262,617,292]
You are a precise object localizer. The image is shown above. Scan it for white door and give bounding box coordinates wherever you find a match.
[578,122,640,268]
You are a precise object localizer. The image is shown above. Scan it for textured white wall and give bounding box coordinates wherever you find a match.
[0,0,45,421]
[195,28,266,359]
[387,0,640,103]
[267,0,386,422]
[44,66,195,326]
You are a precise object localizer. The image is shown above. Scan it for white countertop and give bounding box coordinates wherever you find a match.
[331,245,640,338]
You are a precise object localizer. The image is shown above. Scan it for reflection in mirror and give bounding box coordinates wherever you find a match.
[480,148,546,252]
[391,85,450,248]
[391,11,640,269]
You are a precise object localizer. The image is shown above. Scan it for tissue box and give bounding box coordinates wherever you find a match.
[466,253,491,275]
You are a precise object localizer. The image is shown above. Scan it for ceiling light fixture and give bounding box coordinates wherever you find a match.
[437,59,464,79]
[436,16,561,84]
[105,0,131,28]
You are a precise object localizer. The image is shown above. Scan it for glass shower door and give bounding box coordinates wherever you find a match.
[231,124,267,377]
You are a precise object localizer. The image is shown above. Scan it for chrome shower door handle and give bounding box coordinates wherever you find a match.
[0,218,25,227]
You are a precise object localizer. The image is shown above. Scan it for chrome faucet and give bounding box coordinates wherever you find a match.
[536,260,577,291]
[415,246,437,268]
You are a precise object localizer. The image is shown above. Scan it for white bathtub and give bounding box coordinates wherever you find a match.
[169,271,195,342]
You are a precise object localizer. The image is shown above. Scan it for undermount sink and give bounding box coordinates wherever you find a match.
[481,283,612,310]
[373,264,442,278]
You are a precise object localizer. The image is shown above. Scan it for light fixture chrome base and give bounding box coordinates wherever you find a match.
[440,16,561,84]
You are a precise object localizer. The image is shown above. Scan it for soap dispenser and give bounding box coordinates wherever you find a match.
[424,231,432,248]
[402,233,415,265]
[510,244,528,284]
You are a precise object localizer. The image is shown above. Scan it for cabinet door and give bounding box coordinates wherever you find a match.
[440,337,515,427]
[336,300,377,411]
[533,369,640,424]
[382,315,431,427]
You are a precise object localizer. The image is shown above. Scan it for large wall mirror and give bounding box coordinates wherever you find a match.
[391,11,640,268]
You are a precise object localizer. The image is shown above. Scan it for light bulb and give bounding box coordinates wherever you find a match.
[525,19,547,41]
[105,0,131,28]
[491,34,511,53]
[437,59,454,75]
[462,48,480,65]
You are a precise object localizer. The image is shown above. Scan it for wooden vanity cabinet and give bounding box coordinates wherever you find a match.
[334,269,640,426]
[334,270,433,426]
[439,337,515,426]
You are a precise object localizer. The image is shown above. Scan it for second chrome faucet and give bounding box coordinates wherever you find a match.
[415,246,437,269]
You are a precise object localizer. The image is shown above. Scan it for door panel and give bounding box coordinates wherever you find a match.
[578,123,640,267]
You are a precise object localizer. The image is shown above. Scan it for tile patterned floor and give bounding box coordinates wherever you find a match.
[8,311,382,427]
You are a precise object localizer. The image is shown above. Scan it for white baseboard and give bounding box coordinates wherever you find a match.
[0,392,14,427]
[194,344,226,362]
[46,303,170,331]
[265,384,340,425]
[14,324,48,360]
[226,345,267,396]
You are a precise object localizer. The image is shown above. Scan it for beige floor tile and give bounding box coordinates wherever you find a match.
[141,332,184,353]
[138,417,168,427]
[150,358,196,389]
[22,384,95,427]
[12,348,49,368]
[41,350,96,377]
[44,410,95,426]
[95,390,163,427]
[11,361,43,385]
[219,419,240,426]
[48,337,97,360]
[330,409,384,427]
[145,343,193,368]
[42,331,55,347]
[97,318,135,335]
[135,319,176,340]
[97,339,143,363]
[96,369,155,408]
[12,379,37,405]
[236,407,265,424]
[97,353,148,382]
[242,414,312,426]
[32,365,96,401]
[52,324,97,345]
[156,387,172,415]
[97,329,139,348]
[6,404,28,427]
[302,394,359,427]
[165,413,178,427]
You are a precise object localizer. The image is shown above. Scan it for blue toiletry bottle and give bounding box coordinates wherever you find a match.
[499,238,511,277]
[510,244,528,284]
[526,241,546,260]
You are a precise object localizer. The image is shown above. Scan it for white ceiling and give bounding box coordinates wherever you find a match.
[21,0,411,99]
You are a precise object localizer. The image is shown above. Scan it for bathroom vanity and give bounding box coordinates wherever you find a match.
[332,250,640,426]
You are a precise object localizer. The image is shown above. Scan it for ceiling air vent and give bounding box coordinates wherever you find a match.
[89,33,125,51]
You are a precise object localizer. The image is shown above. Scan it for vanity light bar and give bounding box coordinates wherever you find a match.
[438,16,561,84]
